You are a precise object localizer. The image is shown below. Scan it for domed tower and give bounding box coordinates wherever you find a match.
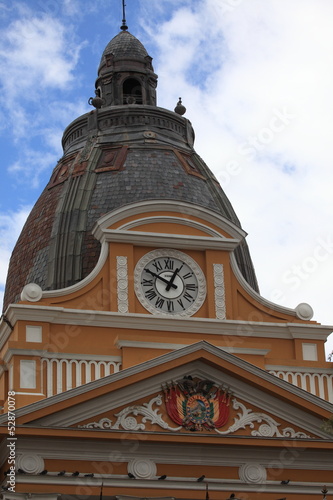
[3,27,259,311]
[1,11,332,500]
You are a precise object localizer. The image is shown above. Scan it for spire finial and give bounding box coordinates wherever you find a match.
[120,0,128,31]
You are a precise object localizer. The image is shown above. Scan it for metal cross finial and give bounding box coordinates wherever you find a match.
[120,0,128,31]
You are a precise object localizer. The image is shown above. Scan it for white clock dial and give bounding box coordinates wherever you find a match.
[134,249,206,316]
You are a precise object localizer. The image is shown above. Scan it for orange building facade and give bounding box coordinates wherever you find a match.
[0,14,332,500]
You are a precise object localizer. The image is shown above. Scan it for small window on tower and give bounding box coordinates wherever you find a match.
[123,78,142,104]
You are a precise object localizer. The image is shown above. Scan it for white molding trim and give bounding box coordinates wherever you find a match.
[1,493,60,500]
[14,392,45,396]
[117,256,129,313]
[8,439,333,471]
[92,200,247,240]
[6,474,333,495]
[230,253,316,320]
[3,349,121,364]
[265,364,333,373]
[118,215,223,237]
[116,340,270,356]
[1,303,331,355]
[99,229,240,251]
[3,305,332,345]
[213,263,226,319]
[4,349,47,363]
[41,241,109,298]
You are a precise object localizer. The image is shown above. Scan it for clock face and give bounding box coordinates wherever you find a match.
[134,249,206,316]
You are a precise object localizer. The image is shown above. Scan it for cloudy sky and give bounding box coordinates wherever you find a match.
[1,0,333,355]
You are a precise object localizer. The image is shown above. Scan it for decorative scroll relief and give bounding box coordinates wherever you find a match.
[215,399,311,438]
[213,263,226,319]
[79,395,311,438]
[79,395,181,432]
[117,256,129,313]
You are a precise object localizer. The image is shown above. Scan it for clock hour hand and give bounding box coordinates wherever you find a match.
[165,268,179,291]
[145,269,178,289]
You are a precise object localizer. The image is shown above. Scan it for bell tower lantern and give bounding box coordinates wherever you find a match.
[95,30,158,107]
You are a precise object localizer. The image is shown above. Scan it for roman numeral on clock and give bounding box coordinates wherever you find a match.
[145,288,157,301]
[167,300,174,312]
[155,297,165,308]
[185,283,197,291]
[177,298,185,310]
[152,260,162,272]
[142,278,153,287]
[164,258,174,270]
[183,291,194,302]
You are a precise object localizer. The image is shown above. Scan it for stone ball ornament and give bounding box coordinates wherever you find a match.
[295,302,314,320]
[21,283,43,302]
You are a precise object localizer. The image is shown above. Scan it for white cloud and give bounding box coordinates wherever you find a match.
[0,10,86,152]
[141,0,333,354]
[0,15,82,95]
[8,148,57,189]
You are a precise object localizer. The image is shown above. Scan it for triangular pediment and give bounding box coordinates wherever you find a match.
[3,342,332,442]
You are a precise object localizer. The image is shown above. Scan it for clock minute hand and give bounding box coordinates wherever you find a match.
[165,268,180,291]
[145,269,178,289]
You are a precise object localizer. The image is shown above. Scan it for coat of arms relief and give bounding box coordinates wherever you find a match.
[79,376,312,439]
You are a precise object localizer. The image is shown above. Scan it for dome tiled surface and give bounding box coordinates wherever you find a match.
[100,31,148,65]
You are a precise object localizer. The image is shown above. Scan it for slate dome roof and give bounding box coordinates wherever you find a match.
[99,31,149,68]
[3,29,259,311]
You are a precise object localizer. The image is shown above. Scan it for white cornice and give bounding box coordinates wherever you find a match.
[230,253,318,321]
[92,200,247,240]
[8,438,333,469]
[266,364,333,373]
[3,349,46,363]
[97,229,240,251]
[118,215,223,236]
[3,304,332,340]
[3,349,121,364]
[7,475,333,496]
[116,340,270,356]
[1,304,331,358]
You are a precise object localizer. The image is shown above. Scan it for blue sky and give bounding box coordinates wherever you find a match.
[1,0,333,354]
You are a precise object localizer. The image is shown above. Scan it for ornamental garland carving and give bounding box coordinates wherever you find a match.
[79,377,311,439]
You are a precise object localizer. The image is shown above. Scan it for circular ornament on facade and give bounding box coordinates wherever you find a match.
[16,454,45,474]
[295,302,314,320]
[134,248,206,317]
[143,131,156,138]
[128,458,157,479]
[20,283,43,302]
[239,463,267,484]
